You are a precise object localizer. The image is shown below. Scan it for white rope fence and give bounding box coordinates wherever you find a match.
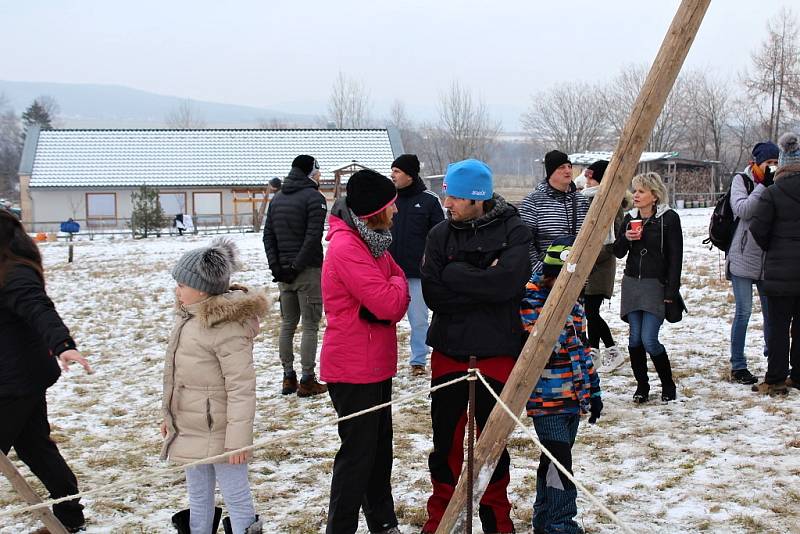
[473,369,637,534]
[0,374,470,520]
[2,370,637,534]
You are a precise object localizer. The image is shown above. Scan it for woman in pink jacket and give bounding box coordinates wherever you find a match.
[321,169,410,534]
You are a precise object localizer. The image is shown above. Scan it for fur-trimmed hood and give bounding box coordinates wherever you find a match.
[179,285,269,327]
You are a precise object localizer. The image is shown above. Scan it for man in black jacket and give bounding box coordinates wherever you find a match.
[420,159,532,534]
[263,155,328,397]
[750,132,800,395]
[388,154,444,376]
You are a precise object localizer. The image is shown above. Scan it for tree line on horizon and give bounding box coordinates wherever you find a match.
[1,8,798,200]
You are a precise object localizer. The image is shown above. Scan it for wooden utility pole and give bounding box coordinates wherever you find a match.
[435,1,711,531]
[0,452,69,534]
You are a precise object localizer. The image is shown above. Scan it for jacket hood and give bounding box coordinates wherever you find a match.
[281,167,320,194]
[449,193,517,230]
[627,202,673,219]
[180,286,269,328]
[776,162,800,182]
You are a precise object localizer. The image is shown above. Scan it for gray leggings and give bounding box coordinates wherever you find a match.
[185,463,255,534]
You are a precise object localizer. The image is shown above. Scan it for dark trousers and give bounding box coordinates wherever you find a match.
[326,379,397,534]
[584,294,615,349]
[532,414,581,534]
[764,295,800,385]
[423,352,515,534]
[0,393,84,529]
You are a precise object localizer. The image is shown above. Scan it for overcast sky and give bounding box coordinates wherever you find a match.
[0,0,794,129]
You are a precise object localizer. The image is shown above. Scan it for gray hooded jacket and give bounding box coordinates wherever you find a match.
[726,167,768,280]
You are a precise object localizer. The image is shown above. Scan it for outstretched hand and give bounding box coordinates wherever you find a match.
[58,349,93,374]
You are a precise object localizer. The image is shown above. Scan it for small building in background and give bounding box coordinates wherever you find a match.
[18,126,403,232]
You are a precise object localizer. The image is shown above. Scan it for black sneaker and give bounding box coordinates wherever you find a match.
[731,369,758,385]
[786,377,800,391]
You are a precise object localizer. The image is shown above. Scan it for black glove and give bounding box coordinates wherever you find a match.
[272,267,298,284]
[762,166,775,188]
[359,306,391,325]
[588,397,603,424]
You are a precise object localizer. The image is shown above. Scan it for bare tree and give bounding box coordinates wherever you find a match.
[165,99,207,129]
[416,122,451,176]
[437,81,500,163]
[0,94,23,198]
[683,71,731,162]
[744,7,800,141]
[521,84,608,153]
[36,95,63,128]
[327,71,372,128]
[602,64,691,152]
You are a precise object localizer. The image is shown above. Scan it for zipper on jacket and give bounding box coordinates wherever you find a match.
[164,317,190,451]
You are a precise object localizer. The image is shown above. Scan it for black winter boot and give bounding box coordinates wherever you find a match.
[223,515,263,534]
[629,345,650,403]
[651,351,677,402]
[172,507,222,533]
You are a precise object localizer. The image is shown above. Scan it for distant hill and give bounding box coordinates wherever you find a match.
[0,80,316,128]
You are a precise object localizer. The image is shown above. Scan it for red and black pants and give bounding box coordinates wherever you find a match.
[423,351,516,534]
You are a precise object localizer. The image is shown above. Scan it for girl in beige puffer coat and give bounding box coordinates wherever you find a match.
[160,238,268,534]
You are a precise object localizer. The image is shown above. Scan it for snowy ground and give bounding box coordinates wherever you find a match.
[2,207,799,534]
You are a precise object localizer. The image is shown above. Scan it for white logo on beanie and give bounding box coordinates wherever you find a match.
[471,190,486,196]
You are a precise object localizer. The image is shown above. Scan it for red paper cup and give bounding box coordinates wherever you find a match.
[630,220,643,232]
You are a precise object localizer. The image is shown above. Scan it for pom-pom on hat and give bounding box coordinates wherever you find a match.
[442,159,493,200]
[778,132,800,168]
[542,235,576,278]
[291,155,319,176]
[172,238,242,295]
[544,150,571,180]
[751,142,780,165]
[346,169,398,217]
[391,154,421,179]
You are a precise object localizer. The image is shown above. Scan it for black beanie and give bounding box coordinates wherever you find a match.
[291,155,319,175]
[346,169,398,217]
[587,160,609,182]
[391,154,421,179]
[544,150,570,179]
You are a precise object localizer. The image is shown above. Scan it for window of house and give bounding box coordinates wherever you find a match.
[86,193,116,226]
[193,192,223,224]
[159,192,187,217]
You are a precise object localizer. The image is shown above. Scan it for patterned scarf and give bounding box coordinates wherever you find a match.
[350,209,393,258]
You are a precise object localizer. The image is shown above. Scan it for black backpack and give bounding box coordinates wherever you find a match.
[703,173,754,252]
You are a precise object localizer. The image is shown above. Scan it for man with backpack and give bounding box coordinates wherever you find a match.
[725,141,779,385]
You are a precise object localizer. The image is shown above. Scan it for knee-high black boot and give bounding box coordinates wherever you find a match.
[629,345,650,403]
[651,351,677,402]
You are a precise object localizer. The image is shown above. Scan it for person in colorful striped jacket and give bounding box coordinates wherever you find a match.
[520,235,602,534]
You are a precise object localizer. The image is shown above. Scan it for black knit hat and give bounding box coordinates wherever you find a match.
[291,155,319,175]
[544,150,571,179]
[391,154,421,179]
[587,160,609,182]
[346,169,398,217]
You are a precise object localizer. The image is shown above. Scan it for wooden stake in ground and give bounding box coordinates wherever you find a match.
[0,451,69,534]
[434,0,712,531]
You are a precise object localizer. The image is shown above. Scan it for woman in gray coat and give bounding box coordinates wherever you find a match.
[726,141,779,385]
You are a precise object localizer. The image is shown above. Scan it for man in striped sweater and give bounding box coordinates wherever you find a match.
[520,236,602,534]
[519,151,590,273]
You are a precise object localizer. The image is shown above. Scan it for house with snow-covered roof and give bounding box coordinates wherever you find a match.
[18,126,403,231]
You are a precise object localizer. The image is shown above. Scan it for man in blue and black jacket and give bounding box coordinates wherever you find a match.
[388,154,444,376]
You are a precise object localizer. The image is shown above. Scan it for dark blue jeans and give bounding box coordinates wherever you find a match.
[531,414,582,534]
[627,310,665,355]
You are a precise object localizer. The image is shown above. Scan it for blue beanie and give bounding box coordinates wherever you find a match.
[443,159,493,200]
[751,141,780,165]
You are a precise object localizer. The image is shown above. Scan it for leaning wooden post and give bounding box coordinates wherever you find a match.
[0,452,70,534]
[435,1,711,531]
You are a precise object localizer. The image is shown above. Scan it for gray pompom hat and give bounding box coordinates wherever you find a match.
[171,237,242,295]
